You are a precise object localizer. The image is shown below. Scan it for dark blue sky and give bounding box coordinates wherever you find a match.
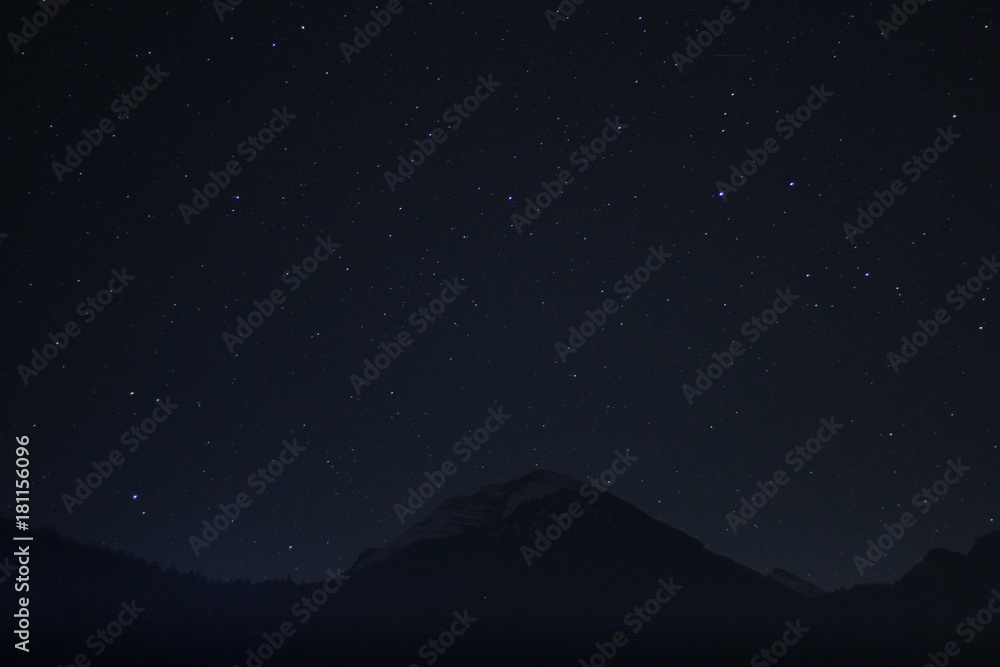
[3,0,998,593]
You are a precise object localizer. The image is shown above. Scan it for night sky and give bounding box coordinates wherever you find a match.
[3,0,998,594]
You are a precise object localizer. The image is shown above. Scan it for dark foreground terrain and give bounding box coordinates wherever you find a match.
[3,471,998,666]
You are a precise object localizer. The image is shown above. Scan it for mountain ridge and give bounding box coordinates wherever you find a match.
[3,471,999,665]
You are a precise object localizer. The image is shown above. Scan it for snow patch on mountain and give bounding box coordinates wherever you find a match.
[498,470,580,518]
[349,470,581,574]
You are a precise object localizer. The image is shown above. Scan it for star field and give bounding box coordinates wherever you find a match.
[2,0,998,595]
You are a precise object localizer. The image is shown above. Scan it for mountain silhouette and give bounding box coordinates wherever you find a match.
[3,470,998,665]
[768,567,826,598]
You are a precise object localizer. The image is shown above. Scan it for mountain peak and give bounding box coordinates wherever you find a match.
[349,469,585,574]
[440,468,582,517]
